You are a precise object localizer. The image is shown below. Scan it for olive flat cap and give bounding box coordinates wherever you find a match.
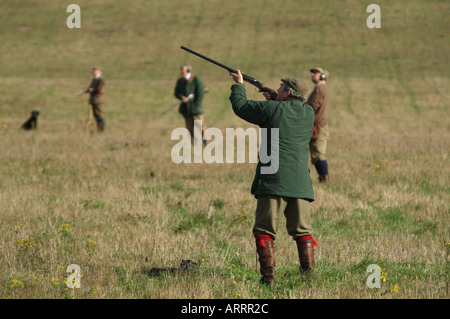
[281,77,308,97]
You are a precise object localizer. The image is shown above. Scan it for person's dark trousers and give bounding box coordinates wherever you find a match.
[314,160,329,182]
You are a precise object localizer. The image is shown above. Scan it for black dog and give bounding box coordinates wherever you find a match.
[21,111,40,130]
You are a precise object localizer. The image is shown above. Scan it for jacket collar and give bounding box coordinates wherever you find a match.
[185,74,195,83]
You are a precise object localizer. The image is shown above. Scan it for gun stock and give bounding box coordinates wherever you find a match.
[181,46,267,92]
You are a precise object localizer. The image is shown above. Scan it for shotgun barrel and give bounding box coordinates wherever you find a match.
[181,46,267,91]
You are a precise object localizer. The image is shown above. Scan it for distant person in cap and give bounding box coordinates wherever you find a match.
[230,70,318,286]
[82,67,105,132]
[174,64,207,144]
[308,67,330,183]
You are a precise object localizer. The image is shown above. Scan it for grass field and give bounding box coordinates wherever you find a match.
[0,0,448,299]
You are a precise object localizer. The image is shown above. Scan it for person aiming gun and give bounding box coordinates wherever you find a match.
[181,46,319,284]
[229,69,318,286]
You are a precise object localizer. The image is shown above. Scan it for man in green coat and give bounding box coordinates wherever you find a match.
[174,64,206,142]
[229,70,318,286]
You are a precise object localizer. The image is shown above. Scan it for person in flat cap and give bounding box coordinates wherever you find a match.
[82,67,106,132]
[174,64,207,145]
[308,67,330,183]
[229,70,318,286]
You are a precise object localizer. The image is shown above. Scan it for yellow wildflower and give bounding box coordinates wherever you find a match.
[87,240,96,246]
[10,279,24,288]
[16,239,36,250]
[390,284,398,293]
[13,224,24,232]
[237,208,248,222]
[32,276,40,286]
[91,285,99,295]
[380,268,387,282]
[60,223,71,232]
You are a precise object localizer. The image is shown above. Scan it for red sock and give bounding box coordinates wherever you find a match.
[296,235,319,247]
[255,234,274,248]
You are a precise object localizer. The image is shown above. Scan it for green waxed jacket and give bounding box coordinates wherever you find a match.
[174,75,204,116]
[229,83,315,201]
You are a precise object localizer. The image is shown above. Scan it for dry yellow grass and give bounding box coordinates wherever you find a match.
[0,0,448,300]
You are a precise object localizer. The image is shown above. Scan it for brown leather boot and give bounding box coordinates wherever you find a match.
[296,239,315,273]
[255,235,275,286]
[319,174,329,183]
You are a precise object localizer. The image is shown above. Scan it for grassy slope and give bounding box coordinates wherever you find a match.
[0,0,448,299]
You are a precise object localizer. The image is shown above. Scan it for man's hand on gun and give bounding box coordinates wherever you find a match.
[260,87,277,100]
[229,69,244,84]
[230,69,277,101]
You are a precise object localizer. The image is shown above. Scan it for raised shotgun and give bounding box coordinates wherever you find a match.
[181,46,269,92]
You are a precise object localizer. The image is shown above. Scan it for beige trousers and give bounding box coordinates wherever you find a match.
[310,124,329,164]
[253,195,313,240]
[184,114,206,138]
